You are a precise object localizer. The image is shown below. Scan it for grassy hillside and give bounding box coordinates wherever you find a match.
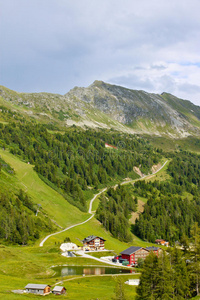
[0,149,90,232]
[0,148,154,249]
[145,135,200,153]
[1,148,194,299]
[43,215,153,250]
[161,92,200,125]
[0,83,200,298]
[0,145,163,299]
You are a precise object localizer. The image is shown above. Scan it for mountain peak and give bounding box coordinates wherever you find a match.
[64,81,200,137]
[91,80,105,86]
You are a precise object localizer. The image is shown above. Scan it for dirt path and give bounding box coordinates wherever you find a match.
[39,214,94,247]
[89,188,107,214]
[39,160,168,247]
[76,250,122,266]
[130,200,145,224]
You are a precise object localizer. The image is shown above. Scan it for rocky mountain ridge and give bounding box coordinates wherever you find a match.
[0,81,200,137]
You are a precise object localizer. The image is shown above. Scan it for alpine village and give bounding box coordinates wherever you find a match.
[1,81,200,300]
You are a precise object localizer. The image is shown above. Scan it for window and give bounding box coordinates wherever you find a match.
[95,240,100,246]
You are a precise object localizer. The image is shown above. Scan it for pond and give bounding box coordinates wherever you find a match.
[52,266,134,277]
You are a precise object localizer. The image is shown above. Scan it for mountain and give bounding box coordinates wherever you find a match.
[1,81,200,299]
[1,81,200,137]
[66,81,200,137]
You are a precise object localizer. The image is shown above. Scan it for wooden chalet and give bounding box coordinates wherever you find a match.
[155,239,169,247]
[120,246,149,266]
[105,143,117,149]
[82,235,106,251]
[52,286,66,295]
[25,284,51,295]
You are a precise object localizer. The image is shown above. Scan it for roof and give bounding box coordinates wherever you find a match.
[146,247,160,251]
[25,284,50,290]
[53,286,66,292]
[105,143,117,149]
[120,246,142,255]
[155,239,165,242]
[82,235,106,243]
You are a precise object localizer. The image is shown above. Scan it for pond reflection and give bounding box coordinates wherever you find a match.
[52,266,133,277]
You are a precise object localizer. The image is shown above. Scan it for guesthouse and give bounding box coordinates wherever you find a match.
[155,239,169,247]
[146,246,162,255]
[105,143,117,149]
[52,286,66,295]
[82,235,106,251]
[120,246,149,266]
[25,284,51,295]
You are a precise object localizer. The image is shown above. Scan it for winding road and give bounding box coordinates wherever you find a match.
[40,160,168,247]
[39,189,107,247]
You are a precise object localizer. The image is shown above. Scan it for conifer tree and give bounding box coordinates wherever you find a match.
[189,222,200,296]
[170,247,190,299]
[137,249,191,299]
[136,252,159,300]
[155,251,173,299]
[113,277,127,300]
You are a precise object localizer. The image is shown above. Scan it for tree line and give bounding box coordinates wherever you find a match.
[137,223,200,299]
[0,109,162,211]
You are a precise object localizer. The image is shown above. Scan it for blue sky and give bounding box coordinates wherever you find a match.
[1,0,200,106]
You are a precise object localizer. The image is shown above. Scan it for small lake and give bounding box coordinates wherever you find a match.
[52,266,134,277]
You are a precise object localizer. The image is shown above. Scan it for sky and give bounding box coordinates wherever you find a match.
[1,0,200,106]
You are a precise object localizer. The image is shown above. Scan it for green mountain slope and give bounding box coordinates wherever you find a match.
[1,81,200,137]
[1,82,200,299]
[0,149,90,231]
[65,80,200,137]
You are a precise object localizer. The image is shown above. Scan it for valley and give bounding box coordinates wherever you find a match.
[0,82,200,299]
[39,160,168,247]
[0,150,148,299]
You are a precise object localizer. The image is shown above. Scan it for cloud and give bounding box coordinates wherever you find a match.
[108,74,155,91]
[107,61,200,105]
[0,0,200,106]
[150,64,167,71]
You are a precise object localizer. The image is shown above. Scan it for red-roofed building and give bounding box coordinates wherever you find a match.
[155,239,169,247]
[120,246,149,266]
[105,143,117,149]
[146,246,162,256]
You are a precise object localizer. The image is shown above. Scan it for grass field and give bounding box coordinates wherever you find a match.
[0,148,142,299]
[0,273,139,300]
[0,243,140,300]
[62,274,139,300]
[43,215,154,250]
